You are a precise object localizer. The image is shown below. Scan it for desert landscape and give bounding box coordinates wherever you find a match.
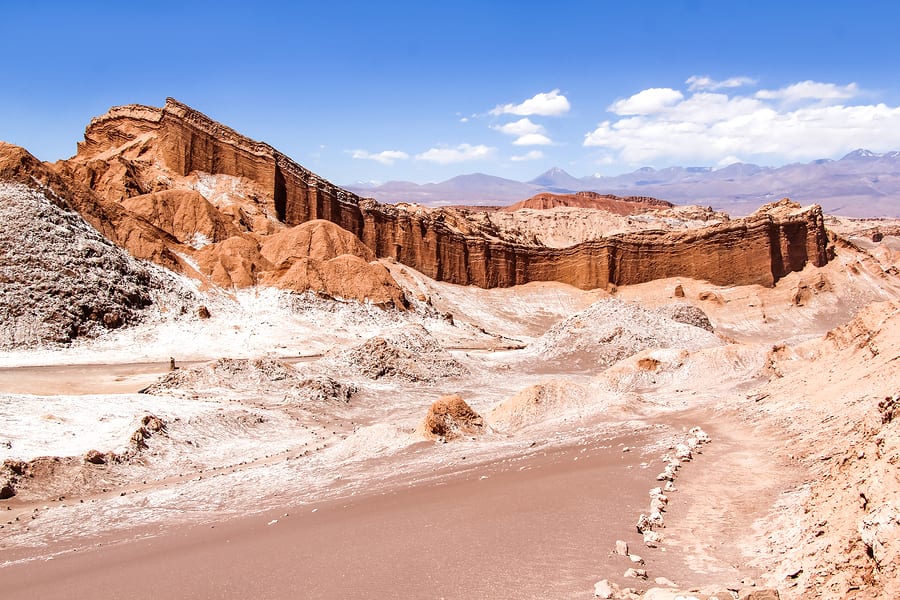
[1,98,900,600]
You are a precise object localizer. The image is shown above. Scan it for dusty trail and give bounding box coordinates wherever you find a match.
[1,433,656,600]
[0,362,191,395]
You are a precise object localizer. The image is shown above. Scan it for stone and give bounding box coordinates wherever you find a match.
[615,539,629,555]
[650,497,667,512]
[141,414,166,433]
[636,513,651,532]
[624,568,648,580]
[593,579,617,598]
[654,576,677,587]
[643,531,663,547]
[738,590,780,600]
[689,427,711,443]
[674,284,685,297]
[0,483,15,500]
[628,553,644,564]
[84,450,106,465]
[420,395,483,441]
[674,443,693,460]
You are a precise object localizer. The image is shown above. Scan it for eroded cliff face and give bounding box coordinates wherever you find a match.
[62,98,833,292]
[502,191,674,214]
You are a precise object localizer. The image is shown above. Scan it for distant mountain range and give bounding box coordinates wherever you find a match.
[345,150,900,217]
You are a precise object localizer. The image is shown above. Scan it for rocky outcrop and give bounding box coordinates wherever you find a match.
[503,191,673,214]
[64,99,833,291]
[0,180,194,349]
[1,142,181,269]
[325,324,467,382]
[420,394,484,441]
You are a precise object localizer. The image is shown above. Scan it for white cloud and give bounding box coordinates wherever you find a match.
[350,149,410,165]
[608,88,684,115]
[490,89,571,116]
[686,75,756,91]
[511,150,545,161]
[493,118,553,146]
[512,133,553,146]
[493,117,545,137]
[755,80,859,102]
[415,143,496,164]
[584,78,900,166]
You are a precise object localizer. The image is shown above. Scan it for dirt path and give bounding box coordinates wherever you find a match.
[0,362,182,395]
[637,405,804,589]
[1,434,659,600]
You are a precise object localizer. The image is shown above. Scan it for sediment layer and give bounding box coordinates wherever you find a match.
[68,98,834,290]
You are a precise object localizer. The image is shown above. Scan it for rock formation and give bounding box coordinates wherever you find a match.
[0,180,193,349]
[59,98,833,293]
[420,394,484,441]
[502,191,673,214]
[325,324,468,383]
[487,380,590,431]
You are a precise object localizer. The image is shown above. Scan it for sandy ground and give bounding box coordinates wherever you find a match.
[0,362,181,395]
[1,433,659,600]
[2,236,900,599]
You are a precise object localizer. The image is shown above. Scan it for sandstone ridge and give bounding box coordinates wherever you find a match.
[63,99,833,291]
[502,191,674,214]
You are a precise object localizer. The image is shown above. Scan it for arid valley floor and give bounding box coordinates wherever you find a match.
[2,101,900,600]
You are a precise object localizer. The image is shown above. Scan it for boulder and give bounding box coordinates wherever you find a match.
[420,395,484,441]
[84,450,107,465]
[636,513,651,533]
[739,590,780,600]
[650,497,667,512]
[623,568,648,580]
[689,426,711,443]
[593,579,618,598]
[0,483,15,499]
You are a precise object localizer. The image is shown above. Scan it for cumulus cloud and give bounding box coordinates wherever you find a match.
[350,149,410,165]
[415,143,496,164]
[512,133,553,146]
[493,117,544,136]
[584,78,900,166]
[755,80,859,102]
[608,88,684,115]
[490,89,571,116]
[511,150,544,161]
[492,118,553,145]
[686,75,756,91]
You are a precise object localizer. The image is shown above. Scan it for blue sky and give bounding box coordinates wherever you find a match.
[3,1,900,185]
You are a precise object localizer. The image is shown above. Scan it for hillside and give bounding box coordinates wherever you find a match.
[2,98,900,600]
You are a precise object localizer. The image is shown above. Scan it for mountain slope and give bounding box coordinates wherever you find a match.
[346,150,900,217]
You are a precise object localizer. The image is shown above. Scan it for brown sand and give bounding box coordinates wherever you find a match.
[0,434,655,600]
[0,362,182,395]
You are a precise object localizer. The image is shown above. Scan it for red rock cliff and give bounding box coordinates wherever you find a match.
[69,98,833,290]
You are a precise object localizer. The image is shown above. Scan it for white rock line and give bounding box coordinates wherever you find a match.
[595,426,712,598]
[637,426,710,546]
